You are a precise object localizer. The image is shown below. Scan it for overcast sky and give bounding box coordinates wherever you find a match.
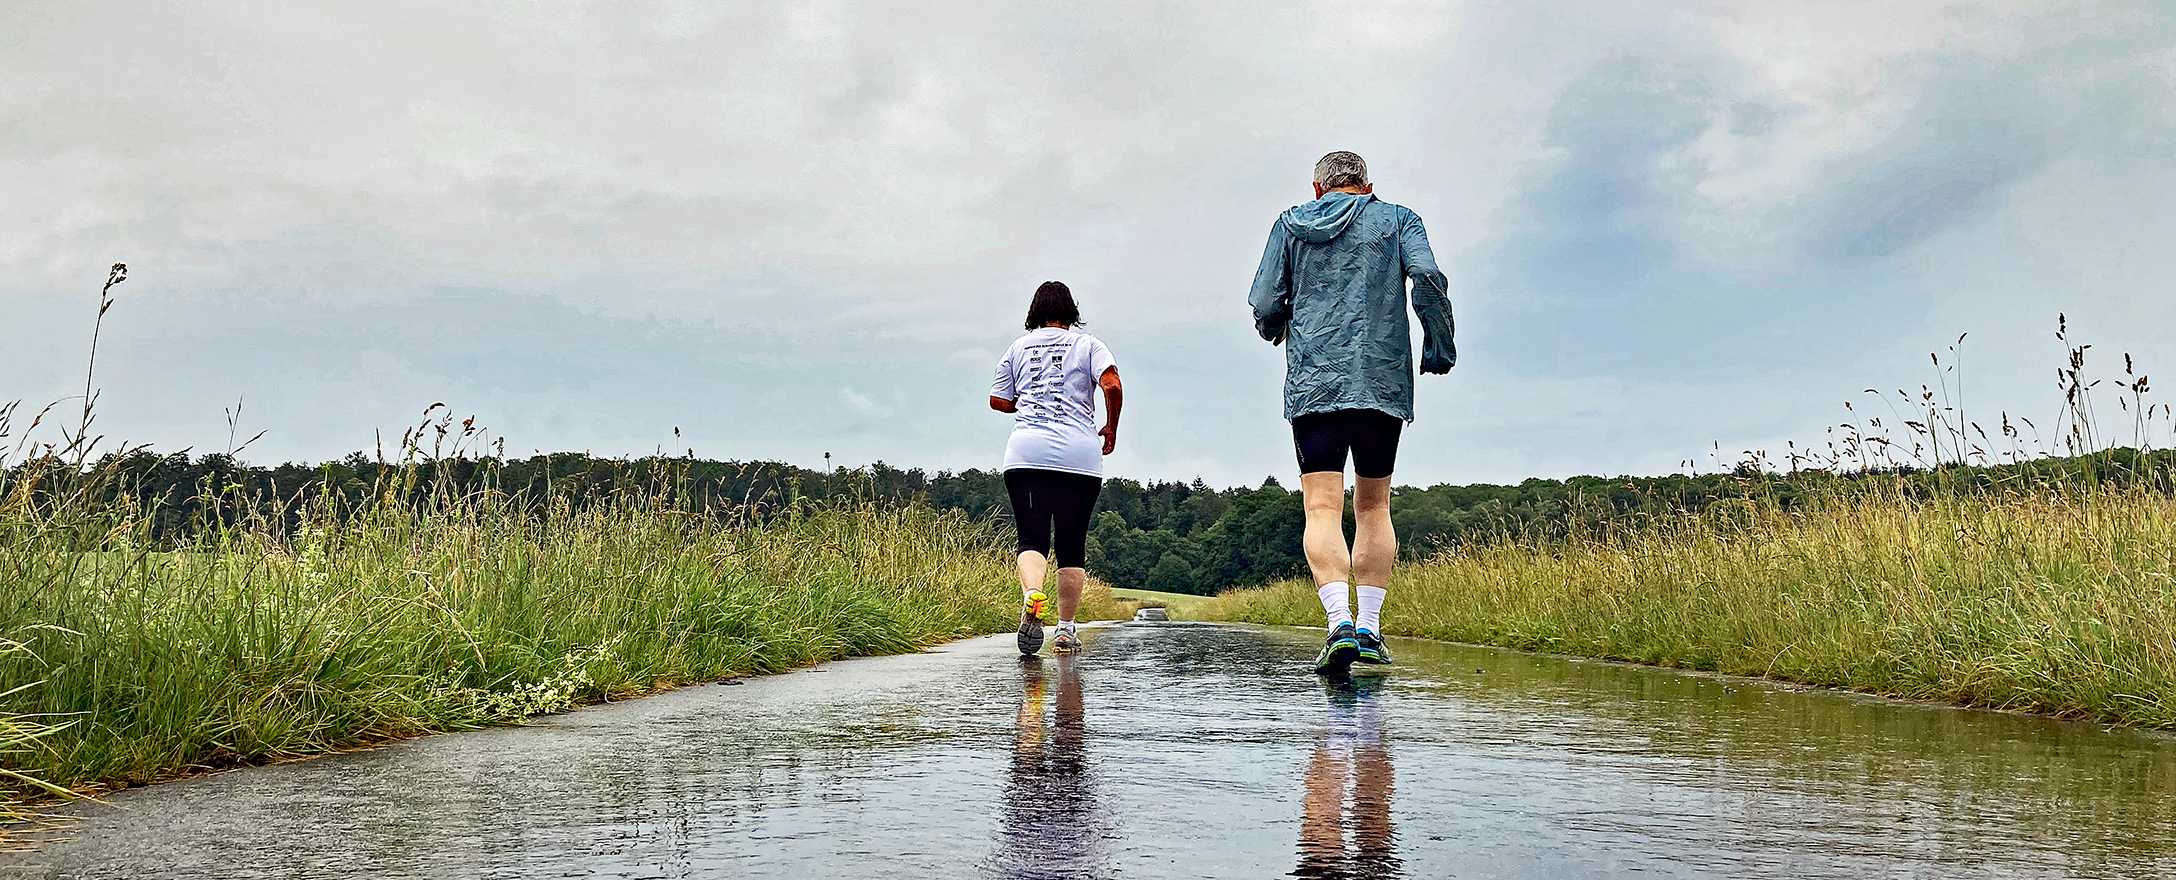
[6,1,2174,487]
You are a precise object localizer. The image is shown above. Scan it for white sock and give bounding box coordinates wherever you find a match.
[1355,586,1387,633]
[1317,582,1352,630]
[1058,619,1076,632]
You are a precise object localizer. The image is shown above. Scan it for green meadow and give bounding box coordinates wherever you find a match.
[1199,472,2176,728]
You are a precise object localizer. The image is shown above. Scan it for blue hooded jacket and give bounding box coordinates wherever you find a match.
[1248,192,1456,422]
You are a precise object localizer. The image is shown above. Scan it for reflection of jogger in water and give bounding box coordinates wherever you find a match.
[992,655,1106,879]
[1294,677,1401,880]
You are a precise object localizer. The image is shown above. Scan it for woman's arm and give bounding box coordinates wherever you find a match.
[991,347,1019,412]
[1097,367,1122,454]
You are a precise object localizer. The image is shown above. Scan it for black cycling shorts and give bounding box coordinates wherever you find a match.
[1292,408,1404,479]
[1005,468,1102,568]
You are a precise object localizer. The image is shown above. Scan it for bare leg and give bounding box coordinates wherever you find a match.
[1300,472,1351,586]
[1353,742,1398,873]
[1297,742,1350,875]
[1015,551,1051,655]
[1017,551,1048,601]
[1054,654,1084,733]
[1056,566,1086,622]
[1015,662,1047,744]
[1350,477,1396,587]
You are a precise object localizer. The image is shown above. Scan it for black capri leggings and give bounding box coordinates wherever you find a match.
[1005,468,1102,569]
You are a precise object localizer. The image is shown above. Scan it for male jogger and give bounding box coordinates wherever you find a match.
[1247,151,1456,676]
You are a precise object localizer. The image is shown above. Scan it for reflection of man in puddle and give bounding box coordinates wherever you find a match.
[993,655,1107,879]
[1295,676,1402,880]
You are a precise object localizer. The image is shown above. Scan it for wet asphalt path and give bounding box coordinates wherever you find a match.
[7,622,2176,879]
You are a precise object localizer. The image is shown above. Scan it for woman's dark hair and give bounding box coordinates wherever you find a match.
[1024,280,1082,330]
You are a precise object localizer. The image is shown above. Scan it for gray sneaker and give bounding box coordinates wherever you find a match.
[1052,624,1081,654]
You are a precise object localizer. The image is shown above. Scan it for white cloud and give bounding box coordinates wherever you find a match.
[840,388,881,415]
[4,1,2172,486]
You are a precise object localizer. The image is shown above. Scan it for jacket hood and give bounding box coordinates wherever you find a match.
[1280,192,1375,243]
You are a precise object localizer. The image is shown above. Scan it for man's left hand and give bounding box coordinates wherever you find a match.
[1098,423,1118,455]
[1421,345,1456,375]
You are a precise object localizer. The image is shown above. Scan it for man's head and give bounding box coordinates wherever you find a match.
[1311,151,1372,199]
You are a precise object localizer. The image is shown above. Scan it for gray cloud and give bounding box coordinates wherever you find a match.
[6,1,2174,486]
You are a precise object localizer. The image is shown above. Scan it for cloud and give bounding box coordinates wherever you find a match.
[840,388,881,415]
[1468,5,2172,369]
[5,1,2173,487]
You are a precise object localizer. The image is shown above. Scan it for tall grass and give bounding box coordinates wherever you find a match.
[0,467,1037,798]
[0,265,1125,820]
[1,484,1131,816]
[1202,481,2176,726]
[1202,326,2176,728]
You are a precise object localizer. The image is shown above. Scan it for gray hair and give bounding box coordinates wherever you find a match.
[1312,151,1369,188]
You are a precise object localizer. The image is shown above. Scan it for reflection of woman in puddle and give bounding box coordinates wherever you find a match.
[992,655,1108,879]
[1295,676,1402,880]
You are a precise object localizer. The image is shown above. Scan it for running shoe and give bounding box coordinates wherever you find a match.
[1314,622,1360,676]
[1017,591,1047,656]
[1354,629,1394,666]
[1052,623,1081,654]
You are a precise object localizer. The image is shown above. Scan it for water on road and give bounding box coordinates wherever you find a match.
[8,623,2176,878]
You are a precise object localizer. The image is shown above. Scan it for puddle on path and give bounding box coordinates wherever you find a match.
[6,623,2174,878]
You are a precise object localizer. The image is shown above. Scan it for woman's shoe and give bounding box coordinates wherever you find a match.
[1017,593,1047,656]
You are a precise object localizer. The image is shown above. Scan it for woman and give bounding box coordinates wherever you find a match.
[989,281,1123,655]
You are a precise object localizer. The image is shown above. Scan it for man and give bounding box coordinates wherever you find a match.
[1248,151,1455,676]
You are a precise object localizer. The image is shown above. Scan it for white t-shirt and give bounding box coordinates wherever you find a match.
[992,327,1117,476]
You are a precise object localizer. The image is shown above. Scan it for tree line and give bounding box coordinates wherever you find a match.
[17,444,2173,596]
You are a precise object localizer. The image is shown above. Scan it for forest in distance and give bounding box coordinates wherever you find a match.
[31,443,2176,597]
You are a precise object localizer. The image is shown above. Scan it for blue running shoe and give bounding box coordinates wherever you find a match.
[1355,629,1394,665]
[1314,622,1360,676]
